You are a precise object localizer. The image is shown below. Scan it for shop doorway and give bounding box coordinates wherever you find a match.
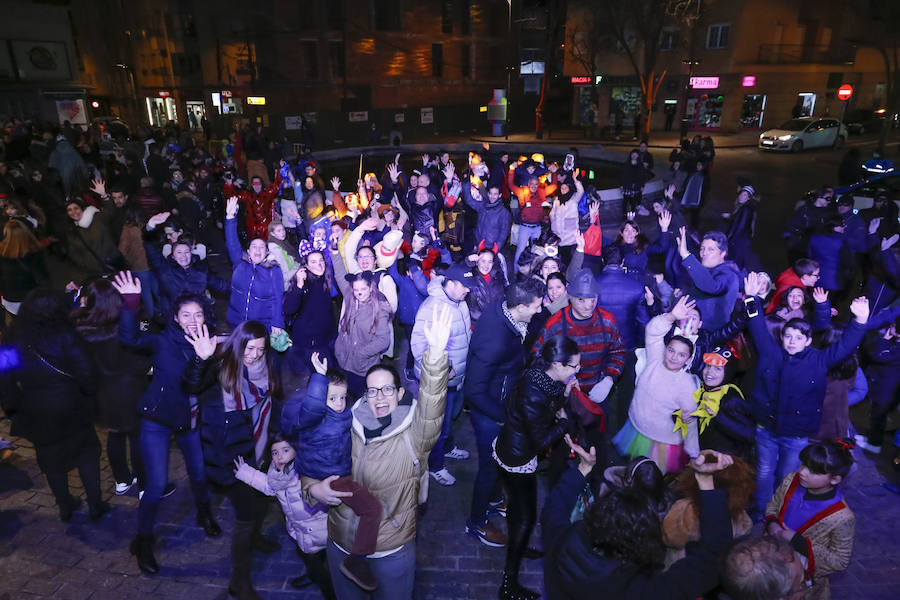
[740,94,766,128]
[146,97,177,127]
[686,93,724,128]
[186,101,206,130]
[794,93,816,117]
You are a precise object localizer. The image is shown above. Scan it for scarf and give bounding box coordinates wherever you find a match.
[673,383,743,437]
[355,390,413,440]
[222,359,272,462]
[525,368,566,402]
[502,301,528,340]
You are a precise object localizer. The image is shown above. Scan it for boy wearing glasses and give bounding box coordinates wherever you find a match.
[285,352,383,592]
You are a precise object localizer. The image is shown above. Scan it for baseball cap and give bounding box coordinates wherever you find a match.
[443,263,475,288]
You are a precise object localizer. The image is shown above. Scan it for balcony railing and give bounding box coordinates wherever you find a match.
[757,43,856,65]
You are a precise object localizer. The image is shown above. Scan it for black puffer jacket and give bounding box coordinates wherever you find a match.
[148,248,229,317]
[494,368,569,468]
[466,268,507,322]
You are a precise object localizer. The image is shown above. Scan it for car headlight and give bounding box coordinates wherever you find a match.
[778,134,793,141]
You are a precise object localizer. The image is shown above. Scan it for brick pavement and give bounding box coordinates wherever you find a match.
[3,399,900,599]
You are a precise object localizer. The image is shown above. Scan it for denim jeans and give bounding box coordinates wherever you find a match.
[137,418,210,535]
[468,409,503,525]
[754,427,809,513]
[514,223,542,270]
[326,539,416,600]
[428,386,463,472]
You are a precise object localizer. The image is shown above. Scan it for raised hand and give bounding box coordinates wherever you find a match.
[295,267,308,288]
[744,271,762,298]
[442,162,455,181]
[423,304,453,352]
[387,162,400,183]
[226,196,239,219]
[422,153,430,166]
[644,285,655,306]
[184,323,217,360]
[669,295,696,321]
[564,434,597,477]
[330,176,341,191]
[311,352,328,375]
[574,228,585,252]
[690,450,734,474]
[812,287,829,304]
[147,211,171,229]
[626,210,636,222]
[658,209,672,233]
[112,270,141,295]
[677,226,690,258]
[868,217,883,235]
[882,234,899,251]
[361,216,379,231]
[89,177,107,196]
[850,296,870,324]
[589,200,600,224]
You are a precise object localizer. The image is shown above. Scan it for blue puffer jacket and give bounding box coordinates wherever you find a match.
[596,265,649,350]
[119,301,200,431]
[462,180,511,250]
[225,217,284,330]
[809,232,850,291]
[281,373,352,479]
[464,300,526,423]
[388,262,428,326]
[681,255,741,331]
[745,297,866,437]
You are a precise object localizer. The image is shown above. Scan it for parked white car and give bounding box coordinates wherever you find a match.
[758,117,847,152]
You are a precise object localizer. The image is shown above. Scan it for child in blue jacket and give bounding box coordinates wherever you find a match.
[280,353,382,592]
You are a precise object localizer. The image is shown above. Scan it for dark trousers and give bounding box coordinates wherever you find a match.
[331,476,383,556]
[468,410,503,525]
[498,468,537,581]
[867,370,900,447]
[44,440,102,509]
[401,323,416,371]
[428,386,463,472]
[300,549,336,600]
[107,430,144,489]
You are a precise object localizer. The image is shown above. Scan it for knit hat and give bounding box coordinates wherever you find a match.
[739,184,756,197]
[567,268,600,299]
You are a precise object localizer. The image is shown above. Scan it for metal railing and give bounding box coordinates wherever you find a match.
[757,44,855,64]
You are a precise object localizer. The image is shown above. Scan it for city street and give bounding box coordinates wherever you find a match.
[2,135,900,600]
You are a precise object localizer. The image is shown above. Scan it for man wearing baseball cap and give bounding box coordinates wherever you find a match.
[411,263,474,486]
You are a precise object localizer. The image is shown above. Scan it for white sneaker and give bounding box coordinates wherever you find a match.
[429,468,456,486]
[115,477,137,495]
[854,434,882,454]
[444,446,470,460]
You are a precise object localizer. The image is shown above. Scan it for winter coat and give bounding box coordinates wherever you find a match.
[596,265,649,350]
[411,276,472,388]
[118,224,149,271]
[388,262,428,326]
[494,369,569,468]
[334,289,393,377]
[550,195,582,247]
[466,269,507,323]
[508,169,556,224]
[0,331,97,448]
[542,467,732,600]
[82,335,151,432]
[235,462,329,553]
[0,250,49,302]
[840,212,869,254]
[809,232,851,291]
[725,202,757,241]
[696,384,755,460]
[462,180,511,250]
[65,206,122,282]
[464,300,527,424]
[606,236,670,280]
[148,248,229,317]
[283,275,337,349]
[303,348,449,554]
[119,298,202,430]
[681,255,741,331]
[746,297,866,437]
[281,373,352,480]
[225,217,284,330]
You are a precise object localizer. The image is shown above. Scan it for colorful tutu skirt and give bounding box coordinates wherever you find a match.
[612,419,690,475]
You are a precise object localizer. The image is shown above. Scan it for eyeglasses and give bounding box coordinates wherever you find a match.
[366,385,396,398]
[566,363,581,372]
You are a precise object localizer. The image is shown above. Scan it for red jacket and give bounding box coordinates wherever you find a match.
[225,171,282,241]
[508,169,556,224]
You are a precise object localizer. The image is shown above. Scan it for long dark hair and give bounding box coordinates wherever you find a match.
[532,335,580,371]
[585,488,665,573]
[217,320,282,402]
[300,249,333,295]
[71,278,123,341]
[613,220,649,253]
[170,291,217,331]
[14,288,76,351]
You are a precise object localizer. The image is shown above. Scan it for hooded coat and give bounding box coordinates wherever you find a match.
[65,206,122,282]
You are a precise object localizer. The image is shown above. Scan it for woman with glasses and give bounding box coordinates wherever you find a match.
[492,335,581,600]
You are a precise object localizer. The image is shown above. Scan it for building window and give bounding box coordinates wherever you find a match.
[460,0,471,35]
[442,1,453,34]
[329,41,345,79]
[706,23,730,49]
[461,44,471,78]
[373,0,403,31]
[302,41,319,80]
[328,0,343,30]
[659,28,679,51]
[432,43,443,77]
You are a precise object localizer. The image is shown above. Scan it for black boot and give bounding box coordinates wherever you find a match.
[59,496,81,523]
[130,534,160,575]
[498,571,540,600]
[89,500,112,522]
[228,520,262,600]
[251,495,280,553]
[196,502,222,537]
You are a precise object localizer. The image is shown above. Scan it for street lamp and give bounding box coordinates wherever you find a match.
[506,0,512,139]
[679,58,700,138]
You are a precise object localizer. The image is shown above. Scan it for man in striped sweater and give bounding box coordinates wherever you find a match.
[532,269,625,479]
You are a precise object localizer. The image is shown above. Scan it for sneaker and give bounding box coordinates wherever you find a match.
[115,477,138,496]
[138,483,176,502]
[444,446,470,460]
[429,468,456,486]
[465,521,506,547]
[488,498,507,518]
[855,434,882,454]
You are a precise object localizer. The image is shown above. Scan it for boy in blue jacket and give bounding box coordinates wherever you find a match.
[281,353,382,592]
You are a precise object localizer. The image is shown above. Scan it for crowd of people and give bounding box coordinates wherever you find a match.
[0,117,898,600]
